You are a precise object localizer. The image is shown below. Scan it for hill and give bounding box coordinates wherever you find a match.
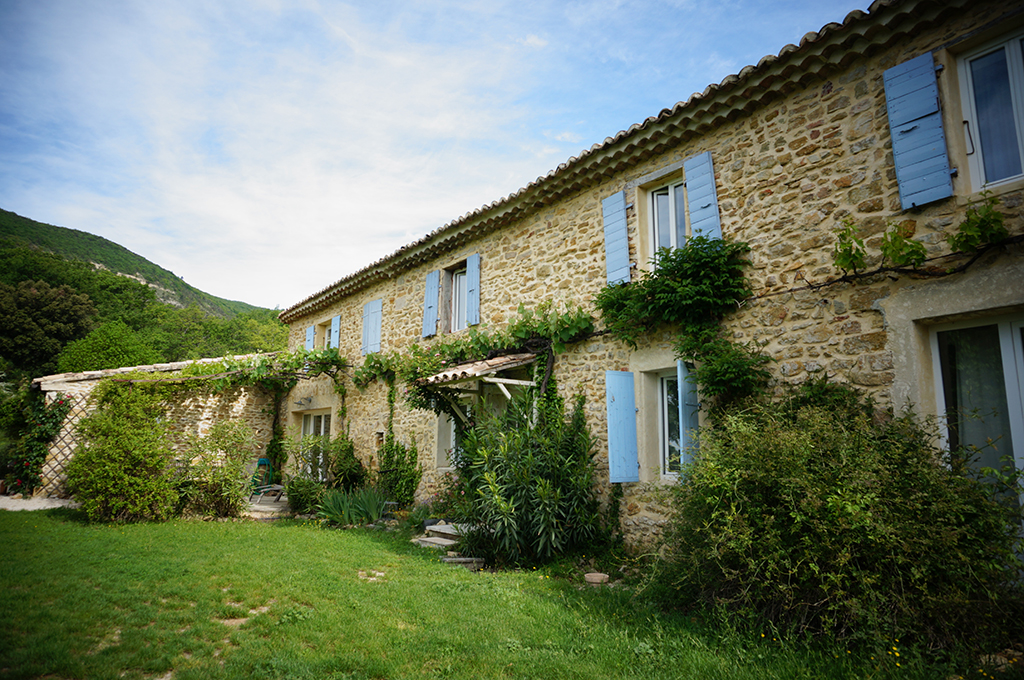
[0,209,259,318]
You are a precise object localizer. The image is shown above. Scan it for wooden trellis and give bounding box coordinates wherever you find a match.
[37,393,89,498]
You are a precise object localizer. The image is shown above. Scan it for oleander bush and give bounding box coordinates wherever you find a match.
[176,420,259,518]
[455,387,602,566]
[658,379,1024,649]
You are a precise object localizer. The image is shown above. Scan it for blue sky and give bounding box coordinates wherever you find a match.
[0,0,862,309]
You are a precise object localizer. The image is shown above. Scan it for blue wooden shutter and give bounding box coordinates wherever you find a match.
[330,315,340,350]
[422,270,440,338]
[362,299,382,354]
[677,361,699,466]
[466,254,481,326]
[684,152,722,240]
[606,370,640,483]
[305,326,314,350]
[884,52,953,209]
[602,191,630,284]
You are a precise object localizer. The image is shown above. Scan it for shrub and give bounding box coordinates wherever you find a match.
[317,486,388,526]
[658,380,1024,648]
[285,476,324,515]
[176,420,258,518]
[65,381,176,522]
[327,429,366,491]
[455,388,602,566]
[375,434,421,507]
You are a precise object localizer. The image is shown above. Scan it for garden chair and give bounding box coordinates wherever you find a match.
[249,458,284,504]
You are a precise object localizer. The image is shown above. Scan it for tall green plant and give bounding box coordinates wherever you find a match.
[455,388,601,566]
[176,420,259,517]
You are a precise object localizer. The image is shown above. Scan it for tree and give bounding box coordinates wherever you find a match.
[0,280,97,379]
[56,320,160,373]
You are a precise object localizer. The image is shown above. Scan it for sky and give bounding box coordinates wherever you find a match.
[0,0,863,310]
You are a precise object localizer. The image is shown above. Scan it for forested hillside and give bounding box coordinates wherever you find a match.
[0,212,288,382]
[0,209,258,317]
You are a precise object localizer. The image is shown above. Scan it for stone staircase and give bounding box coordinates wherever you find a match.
[413,522,485,571]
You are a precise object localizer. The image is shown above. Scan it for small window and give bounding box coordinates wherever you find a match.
[960,31,1024,189]
[651,183,688,251]
[659,372,683,475]
[422,254,480,338]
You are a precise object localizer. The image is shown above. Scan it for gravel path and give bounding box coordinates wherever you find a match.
[0,495,79,511]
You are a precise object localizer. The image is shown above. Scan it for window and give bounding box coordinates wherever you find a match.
[451,267,469,332]
[606,361,699,482]
[305,316,340,351]
[422,254,480,338]
[603,151,721,283]
[931,315,1024,487]
[300,411,332,481]
[960,30,1024,189]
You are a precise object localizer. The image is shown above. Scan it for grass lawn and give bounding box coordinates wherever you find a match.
[0,508,989,679]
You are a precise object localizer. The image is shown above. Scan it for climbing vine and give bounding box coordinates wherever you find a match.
[595,237,770,411]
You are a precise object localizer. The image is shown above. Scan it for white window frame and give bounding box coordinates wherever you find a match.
[929,313,1024,487]
[300,410,332,481]
[958,29,1024,191]
[451,267,468,333]
[657,370,683,479]
[650,181,689,252]
[315,321,332,350]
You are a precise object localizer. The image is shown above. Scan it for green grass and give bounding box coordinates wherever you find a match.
[0,509,1000,680]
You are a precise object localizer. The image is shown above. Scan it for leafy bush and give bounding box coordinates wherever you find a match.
[285,476,324,515]
[455,389,602,566]
[65,381,177,522]
[375,434,421,507]
[327,429,366,491]
[658,379,1024,648]
[317,486,388,526]
[176,420,258,517]
[431,470,472,519]
[56,320,159,373]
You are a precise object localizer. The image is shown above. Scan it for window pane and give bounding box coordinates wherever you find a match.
[654,190,671,250]
[937,325,1015,477]
[662,376,681,473]
[674,184,687,247]
[970,47,1022,183]
[452,270,468,331]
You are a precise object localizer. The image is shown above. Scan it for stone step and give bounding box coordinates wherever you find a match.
[441,556,485,571]
[424,522,466,539]
[413,536,458,549]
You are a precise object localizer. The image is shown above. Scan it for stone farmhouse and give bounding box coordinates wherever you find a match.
[278,0,1024,543]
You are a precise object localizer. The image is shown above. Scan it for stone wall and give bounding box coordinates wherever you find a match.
[282,0,1024,547]
[32,359,275,498]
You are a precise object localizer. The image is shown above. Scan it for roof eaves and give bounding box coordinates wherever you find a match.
[280,0,966,324]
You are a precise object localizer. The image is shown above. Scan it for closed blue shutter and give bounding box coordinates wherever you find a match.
[606,370,640,483]
[422,270,440,338]
[884,52,953,209]
[602,191,631,284]
[330,315,340,350]
[362,299,382,354]
[684,152,722,240]
[677,360,700,466]
[305,326,314,350]
[466,254,481,326]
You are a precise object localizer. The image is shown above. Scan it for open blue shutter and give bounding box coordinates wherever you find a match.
[330,315,340,350]
[684,152,722,240]
[606,371,640,483]
[422,270,440,338]
[362,299,382,354]
[677,361,699,466]
[884,52,953,210]
[466,254,481,326]
[305,326,314,350]
[602,191,630,284]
